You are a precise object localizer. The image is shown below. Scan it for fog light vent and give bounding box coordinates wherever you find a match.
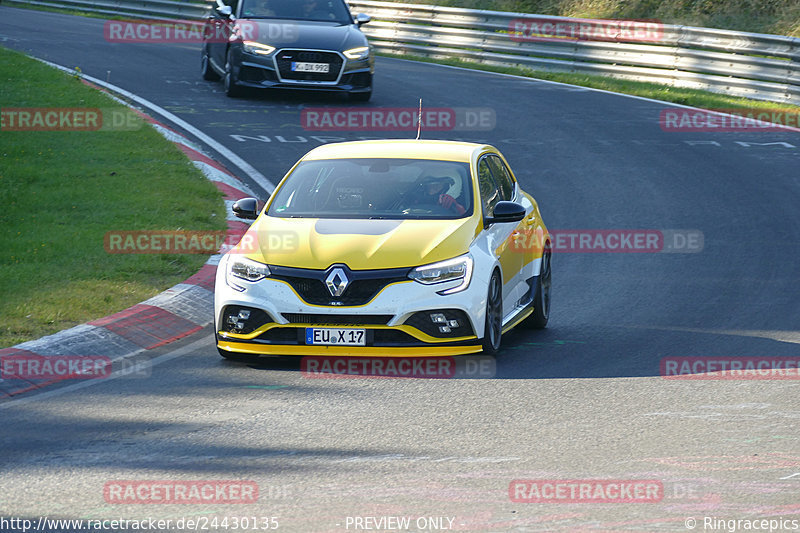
[221,306,271,335]
[405,309,474,339]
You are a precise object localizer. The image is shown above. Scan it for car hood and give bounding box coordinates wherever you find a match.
[243,20,361,50]
[234,216,480,270]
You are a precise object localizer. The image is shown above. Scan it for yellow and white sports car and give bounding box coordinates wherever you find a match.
[214,140,551,358]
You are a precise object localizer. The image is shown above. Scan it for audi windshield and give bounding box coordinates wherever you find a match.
[240,0,353,23]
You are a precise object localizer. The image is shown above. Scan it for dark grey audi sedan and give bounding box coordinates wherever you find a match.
[201,0,374,101]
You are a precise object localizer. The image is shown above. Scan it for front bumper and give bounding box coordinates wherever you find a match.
[233,47,373,93]
[217,341,482,357]
[214,256,488,357]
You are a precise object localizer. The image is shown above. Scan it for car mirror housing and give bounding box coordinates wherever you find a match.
[216,5,233,17]
[232,197,260,220]
[485,201,526,226]
[356,13,371,26]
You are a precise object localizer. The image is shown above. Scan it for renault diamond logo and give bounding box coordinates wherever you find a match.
[325,267,349,297]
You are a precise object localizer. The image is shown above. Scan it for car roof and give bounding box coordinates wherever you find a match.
[301,140,494,163]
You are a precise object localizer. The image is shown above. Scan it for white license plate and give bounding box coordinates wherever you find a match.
[305,328,366,346]
[291,62,330,73]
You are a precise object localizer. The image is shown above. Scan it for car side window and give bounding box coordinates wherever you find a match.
[486,155,515,201]
[477,158,500,217]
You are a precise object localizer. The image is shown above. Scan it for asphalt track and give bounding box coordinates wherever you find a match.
[1,6,800,532]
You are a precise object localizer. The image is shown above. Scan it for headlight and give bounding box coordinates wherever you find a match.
[226,256,270,291]
[343,46,369,60]
[243,41,276,55]
[408,254,473,294]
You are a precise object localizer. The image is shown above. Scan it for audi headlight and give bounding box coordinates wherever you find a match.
[409,254,473,294]
[226,256,270,291]
[243,41,276,55]
[343,46,369,60]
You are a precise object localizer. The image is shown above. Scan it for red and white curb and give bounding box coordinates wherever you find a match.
[0,73,261,399]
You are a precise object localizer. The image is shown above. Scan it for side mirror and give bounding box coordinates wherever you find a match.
[485,201,525,226]
[355,13,371,26]
[217,5,233,17]
[232,197,259,220]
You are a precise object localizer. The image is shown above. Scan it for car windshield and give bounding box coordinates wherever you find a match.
[240,0,352,23]
[268,158,474,219]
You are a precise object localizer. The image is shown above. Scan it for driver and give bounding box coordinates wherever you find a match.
[415,176,466,215]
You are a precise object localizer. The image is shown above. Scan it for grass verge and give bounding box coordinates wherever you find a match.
[0,46,226,348]
[366,0,800,38]
[381,52,800,117]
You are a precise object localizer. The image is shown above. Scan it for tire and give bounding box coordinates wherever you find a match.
[224,49,243,97]
[523,245,551,329]
[481,271,503,355]
[349,89,371,102]
[201,47,220,81]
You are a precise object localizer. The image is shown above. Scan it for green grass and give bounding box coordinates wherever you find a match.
[0,47,226,348]
[381,52,800,116]
[371,0,800,38]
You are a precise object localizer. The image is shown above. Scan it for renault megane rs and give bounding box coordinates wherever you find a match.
[214,140,551,358]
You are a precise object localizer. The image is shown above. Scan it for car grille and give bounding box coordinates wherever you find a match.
[275,49,343,82]
[282,313,392,326]
[371,329,419,345]
[271,265,410,306]
[257,328,299,343]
